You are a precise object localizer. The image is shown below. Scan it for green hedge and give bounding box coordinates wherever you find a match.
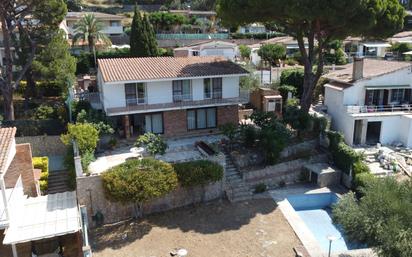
[33,157,49,191]
[173,160,223,188]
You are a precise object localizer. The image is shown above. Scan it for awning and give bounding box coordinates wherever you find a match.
[403,51,412,55]
[365,85,411,90]
[3,191,81,245]
[363,43,391,48]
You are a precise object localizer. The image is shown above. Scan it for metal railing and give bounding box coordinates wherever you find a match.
[107,90,250,116]
[346,104,412,114]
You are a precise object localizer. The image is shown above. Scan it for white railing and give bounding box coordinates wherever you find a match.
[346,104,412,114]
[74,92,101,104]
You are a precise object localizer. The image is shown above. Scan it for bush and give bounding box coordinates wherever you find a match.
[102,158,178,217]
[280,68,304,98]
[327,131,362,175]
[254,183,267,193]
[61,123,99,155]
[239,44,251,60]
[34,105,56,120]
[173,160,224,188]
[75,52,92,75]
[33,157,49,192]
[283,103,311,133]
[135,133,168,156]
[81,151,95,173]
[239,124,257,146]
[277,84,297,101]
[219,123,238,143]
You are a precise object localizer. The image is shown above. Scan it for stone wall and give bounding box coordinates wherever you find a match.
[15,135,67,156]
[76,175,224,227]
[279,139,319,160]
[243,154,328,188]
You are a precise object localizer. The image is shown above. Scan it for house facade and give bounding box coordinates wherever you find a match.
[323,58,412,147]
[97,56,249,138]
[173,41,238,61]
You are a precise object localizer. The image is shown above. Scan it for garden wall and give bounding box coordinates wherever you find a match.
[243,154,328,187]
[16,135,67,156]
[76,175,224,227]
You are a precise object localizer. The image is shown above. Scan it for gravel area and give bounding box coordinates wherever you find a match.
[91,199,303,257]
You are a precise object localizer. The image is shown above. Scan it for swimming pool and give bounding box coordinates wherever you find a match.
[286,193,364,253]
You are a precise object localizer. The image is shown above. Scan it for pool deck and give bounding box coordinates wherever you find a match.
[271,185,376,257]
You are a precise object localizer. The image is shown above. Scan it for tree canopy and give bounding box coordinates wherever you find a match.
[217,0,405,112]
[130,6,158,57]
[333,177,412,257]
[258,44,286,67]
[73,13,111,53]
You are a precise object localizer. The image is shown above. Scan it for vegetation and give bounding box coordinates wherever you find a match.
[238,44,251,61]
[258,44,286,67]
[73,13,111,52]
[76,109,114,136]
[324,40,347,65]
[130,6,158,57]
[254,183,267,193]
[173,160,223,188]
[33,157,49,192]
[135,133,168,156]
[218,0,405,112]
[279,68,304,99]
[0,0,67,120]
[148,12,189,33]
[102,158,178,217]
[61,123,99,155]
[333,178,412,257]
[391,42,412,60]
[34,105,56,120]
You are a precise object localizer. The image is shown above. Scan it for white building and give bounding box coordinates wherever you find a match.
[323,58,412,147]
[96,56,249,138]
[173,40,238,61]
[64,12,124,38]
[238,23,267,34]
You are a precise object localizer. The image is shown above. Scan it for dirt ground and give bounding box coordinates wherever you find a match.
[91,199,303,257]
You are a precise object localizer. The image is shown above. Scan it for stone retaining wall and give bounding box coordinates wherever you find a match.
[16,135,67,156]
[76,175,224,227]
[243,154,328,188]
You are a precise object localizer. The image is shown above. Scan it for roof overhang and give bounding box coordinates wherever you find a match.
[363,43,391,48]
[365,85,411,90]
[3,192,81,245]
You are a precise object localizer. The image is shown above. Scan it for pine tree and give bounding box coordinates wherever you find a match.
[130,6,158,57]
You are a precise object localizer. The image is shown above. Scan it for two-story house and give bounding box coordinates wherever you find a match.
[323,58,412,147]
[64,12,124,39]
[97,56,249,138]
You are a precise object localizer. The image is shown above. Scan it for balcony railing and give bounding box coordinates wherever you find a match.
[106,90,249,116]
[346,104,412,114]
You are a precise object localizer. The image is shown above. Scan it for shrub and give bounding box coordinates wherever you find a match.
[327,131,362,175]
[34,105,56,120]
[64,147,77,190]
[61,123,99,155]
[239,124,257,146]
[102,158,178,217]
[258,44,286,67]
[33,157,49,192]
[277,84,297,100]
[254,183,267,193]
[239,44,251,60]
[219,123,238,146]
[250,111,277,129]
[173,160,224,188]
[280,68,304,98]
[75,52,92,75]
[135,132,168,156]
[81,151,95,173]
[283,103,311,133]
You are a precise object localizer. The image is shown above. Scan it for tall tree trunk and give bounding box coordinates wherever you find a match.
[88,36,94,53]
[1,87,15,121]
[24,68,36,110]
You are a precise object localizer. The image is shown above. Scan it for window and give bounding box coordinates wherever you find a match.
[204,78,211,99]
[125,83,145,106]
[173,80,191,102]
[187,108,217,130]
[192,51,200,56]
[204,78,223,99]
[145,113,163,134]
[391,89,404,104]
[110,21,121,27]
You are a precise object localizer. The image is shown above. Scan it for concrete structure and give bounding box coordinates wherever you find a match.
[173,40,238,61]
[343,37,392,58]
[250,87,282,116]
[323,58,412,147]
[238,23,267,34]
[97,56,249,138]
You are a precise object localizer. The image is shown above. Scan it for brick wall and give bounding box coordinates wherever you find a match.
[217,105,239,126]
[4,144,38,197]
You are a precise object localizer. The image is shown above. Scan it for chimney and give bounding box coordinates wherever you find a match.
[352,57,364,81]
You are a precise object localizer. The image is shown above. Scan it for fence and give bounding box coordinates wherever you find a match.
[156,33,229,40]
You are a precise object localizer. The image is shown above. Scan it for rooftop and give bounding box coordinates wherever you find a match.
[323,59,412,85]
[0,127,16,175]
[98,56,249,83]
[174,40,237,51]
[66,12,123,20]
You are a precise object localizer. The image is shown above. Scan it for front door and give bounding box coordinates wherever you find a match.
[366,121,382,145]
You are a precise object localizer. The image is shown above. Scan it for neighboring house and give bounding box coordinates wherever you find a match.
[173,40,238,61]
[343,37,392,58]
[249,36,309,66]
[96,56,249,138]
[64,12,124,39]
[323,58,412,147]
[0,128,83,257]
[238,23,267,34]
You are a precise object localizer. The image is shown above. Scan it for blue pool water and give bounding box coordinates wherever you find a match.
[287,193,364,253]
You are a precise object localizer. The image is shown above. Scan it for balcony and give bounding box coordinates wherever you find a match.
[106,90,250,116]
[346,104,412,114]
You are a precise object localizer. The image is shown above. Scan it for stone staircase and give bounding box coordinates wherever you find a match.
[47,170,71,194]
[224,152,253,202]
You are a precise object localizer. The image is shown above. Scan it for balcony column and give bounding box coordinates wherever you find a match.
[122,115,131,139]
[360,120,368,145]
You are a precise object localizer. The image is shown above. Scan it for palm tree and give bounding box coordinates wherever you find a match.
[72,13,111,53]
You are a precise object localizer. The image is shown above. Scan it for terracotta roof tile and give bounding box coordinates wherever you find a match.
[0,127,16,174]
[98,56,249,83]
[323,59,412,85]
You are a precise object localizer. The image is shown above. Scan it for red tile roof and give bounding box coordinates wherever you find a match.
[0,127,16,175]
[98,56,249,83]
